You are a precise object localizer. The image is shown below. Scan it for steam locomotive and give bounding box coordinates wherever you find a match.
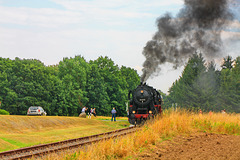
[128,82,162,125]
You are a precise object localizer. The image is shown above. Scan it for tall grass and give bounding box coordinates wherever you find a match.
[57,108,240,160]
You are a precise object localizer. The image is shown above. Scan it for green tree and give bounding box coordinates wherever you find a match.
[221,55,233,69]
[93,56,128,116]
[217,56,240,112]
[189,61,218,111]
[58,56,89,116]
[0,55,142,116]
[168,53,206,110]
[120,66,140,91]
[86,63,110,115]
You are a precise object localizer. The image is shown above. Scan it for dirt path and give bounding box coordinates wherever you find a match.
[136,133,240,160]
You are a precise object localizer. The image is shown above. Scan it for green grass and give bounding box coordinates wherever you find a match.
[0,115,130,152]
[1,138,27,148]
[94,116,128,120]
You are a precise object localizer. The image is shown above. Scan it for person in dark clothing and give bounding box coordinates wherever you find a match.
[88,108,92,119]
[111,107,117,121]
[92,108,96,117]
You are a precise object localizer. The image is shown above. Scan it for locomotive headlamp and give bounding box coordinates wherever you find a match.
[149,110,152,114]
[141,90,143,93]
[132,111,135,114]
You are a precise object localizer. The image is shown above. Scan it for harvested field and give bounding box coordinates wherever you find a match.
[61,110,240,160]
[136,132,240,160]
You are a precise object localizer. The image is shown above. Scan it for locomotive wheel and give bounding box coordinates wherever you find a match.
[136,119,141,125]
[129,118,136,125]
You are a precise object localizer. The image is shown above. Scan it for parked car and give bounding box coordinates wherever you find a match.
[27,106,47,116]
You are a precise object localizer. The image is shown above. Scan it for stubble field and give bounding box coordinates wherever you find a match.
[57,109,240,160]
[0,115,128,152]
[1,110,240,160]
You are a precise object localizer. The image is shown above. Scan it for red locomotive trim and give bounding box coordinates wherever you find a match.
[134,114,149,118]
[129,105,133,107]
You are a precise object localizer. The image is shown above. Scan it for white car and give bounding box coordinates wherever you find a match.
[27,106,47,116]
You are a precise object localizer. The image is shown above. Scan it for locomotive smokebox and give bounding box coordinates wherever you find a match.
[128,83,162,125]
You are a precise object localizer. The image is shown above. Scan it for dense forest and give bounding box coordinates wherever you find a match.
[165,54,240,113]
[0,56,140,116]
[0,54,239,116]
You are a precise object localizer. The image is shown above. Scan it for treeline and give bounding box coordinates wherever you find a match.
[163,54,240,113]
[0,56,140,116]
[1,54,239,116]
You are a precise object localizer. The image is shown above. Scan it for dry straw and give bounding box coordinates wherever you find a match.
[50,108,240,160]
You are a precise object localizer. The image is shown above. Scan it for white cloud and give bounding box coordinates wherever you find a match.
[0,0,184,30]
[51,0,183,11]
[221,30,240,59]
[222,30,240,39]
[0,25,152,65]
[49,0,183,22]
[229,20,240,29]
[0,6,83,27]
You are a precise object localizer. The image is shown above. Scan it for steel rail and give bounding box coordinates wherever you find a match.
[0,126,138,160]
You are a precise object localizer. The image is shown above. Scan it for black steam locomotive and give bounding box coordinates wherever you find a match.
[128,82,162,125]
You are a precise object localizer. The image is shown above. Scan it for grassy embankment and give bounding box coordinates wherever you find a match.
[0,115,129,152]
[55,109,240,160]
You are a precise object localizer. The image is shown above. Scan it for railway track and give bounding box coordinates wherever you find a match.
[0,126,138,160]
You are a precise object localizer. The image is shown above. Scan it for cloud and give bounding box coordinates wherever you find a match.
[0,6,83,27]
[222,29,240,39]
[134,65,143,74]
[49,0,183,21]
[0,0,185,31]
[51,0,183,11]
[0,24,151,64]
[229,20,240,29]
[221,30,240,58]
[0,3,154,30]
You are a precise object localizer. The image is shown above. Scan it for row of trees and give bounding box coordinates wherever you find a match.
[0,56,140,116]
[0,54,239,116]
[164,54,240,113]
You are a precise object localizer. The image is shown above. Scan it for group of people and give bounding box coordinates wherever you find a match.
[81,107,96,118]
[81,106,117,121]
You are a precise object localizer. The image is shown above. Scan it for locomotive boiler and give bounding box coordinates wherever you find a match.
[128,82,162,125]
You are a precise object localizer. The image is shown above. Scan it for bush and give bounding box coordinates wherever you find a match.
[0,109,10,115]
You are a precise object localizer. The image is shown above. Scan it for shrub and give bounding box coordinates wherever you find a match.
[0,109,10,115]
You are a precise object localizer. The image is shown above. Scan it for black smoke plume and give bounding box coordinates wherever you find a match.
[141,0,234,82]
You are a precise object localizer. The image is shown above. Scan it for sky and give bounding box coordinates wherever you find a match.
[0,0,239,93]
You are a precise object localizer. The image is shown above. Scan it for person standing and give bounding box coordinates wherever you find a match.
[111,108,117,121]
[82,107,87,113]
[92,108,96,117]
[88,108,92,119]
[79,106,88,118]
